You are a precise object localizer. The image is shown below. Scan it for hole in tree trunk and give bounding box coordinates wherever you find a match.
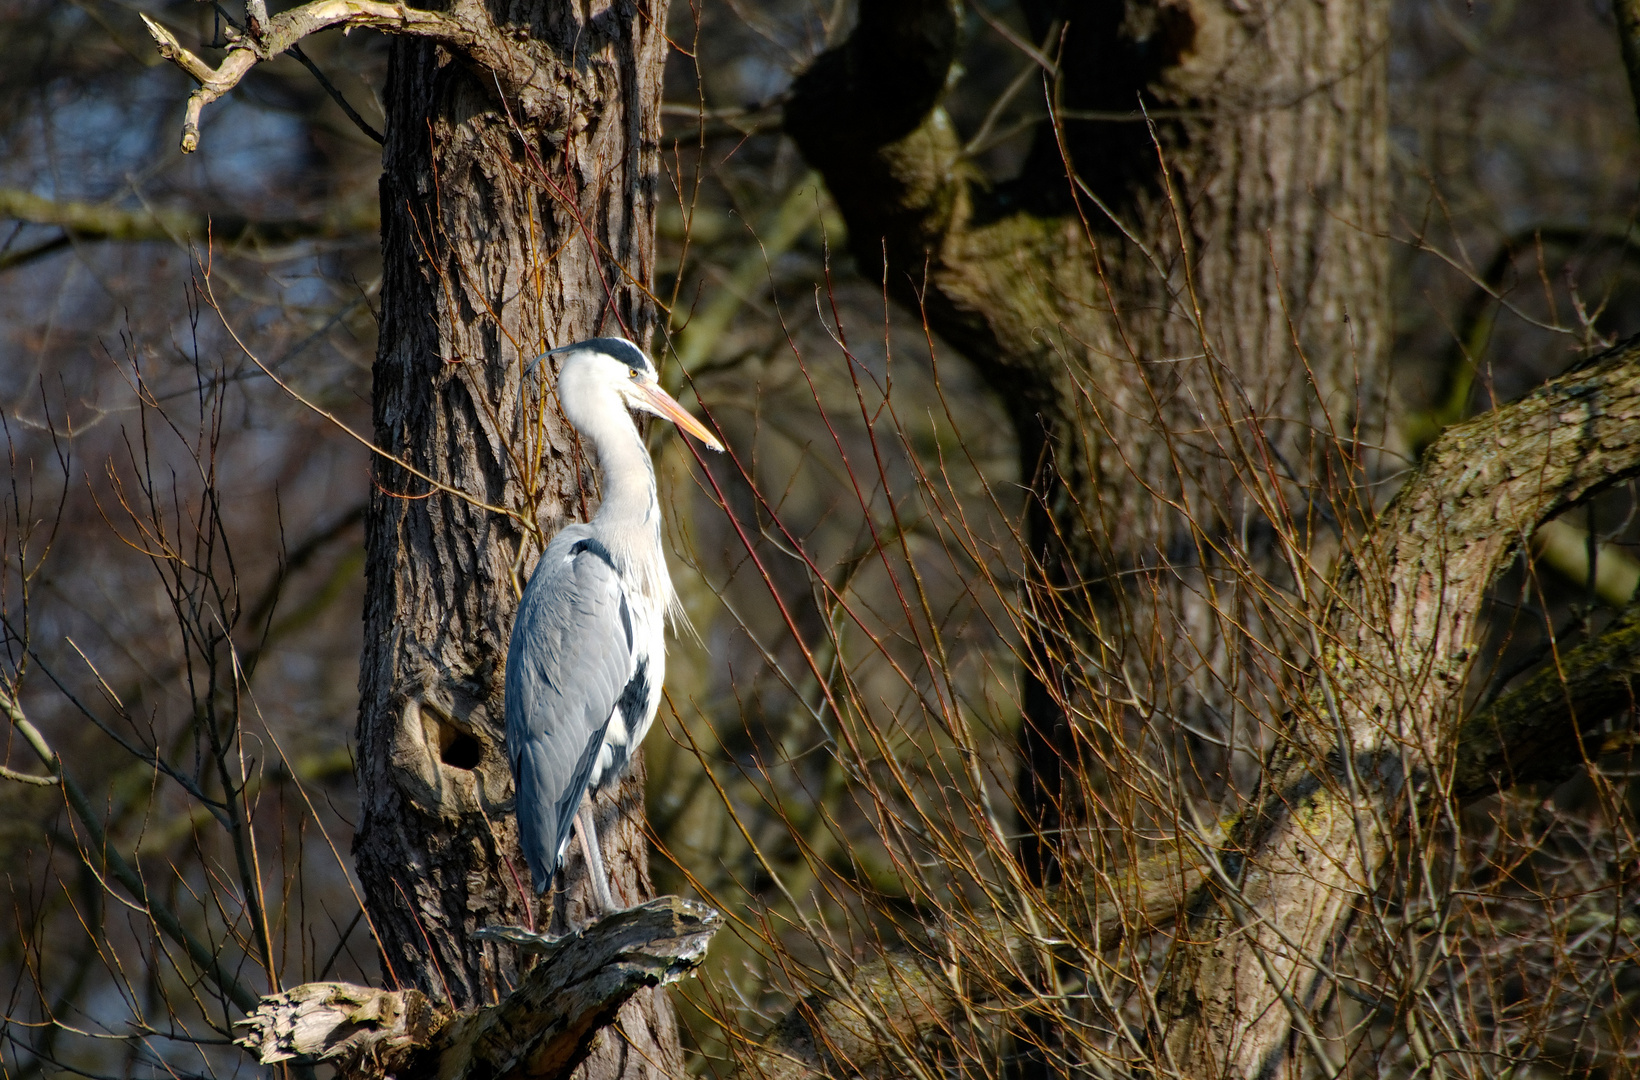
[439,725,482,770]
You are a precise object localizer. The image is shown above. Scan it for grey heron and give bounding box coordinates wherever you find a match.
[504,336,721,916]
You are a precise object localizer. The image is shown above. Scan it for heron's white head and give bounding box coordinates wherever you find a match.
[535,337,723,452]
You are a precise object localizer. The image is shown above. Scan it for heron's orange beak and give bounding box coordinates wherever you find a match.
[637,382,724,451]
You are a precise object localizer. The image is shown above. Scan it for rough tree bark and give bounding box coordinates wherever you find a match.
[348,2,680,1077]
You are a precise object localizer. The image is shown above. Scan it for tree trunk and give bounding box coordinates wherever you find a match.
[354,4,681,1077]
[785,0,1387,1073]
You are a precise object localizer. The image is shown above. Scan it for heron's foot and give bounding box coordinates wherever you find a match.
[472,924,574,957]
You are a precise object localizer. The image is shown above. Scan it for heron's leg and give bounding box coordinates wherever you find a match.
[575,802,619,915]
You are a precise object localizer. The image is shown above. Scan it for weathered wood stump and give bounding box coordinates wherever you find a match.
[236,898,720,1080]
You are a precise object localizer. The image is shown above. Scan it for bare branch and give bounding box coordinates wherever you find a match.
[140,0,560,153]
[735,337,1640,1079]
[236,898,721,1080]
[0,683,261,1011]
[732,826,1223,1080]
[286,44,385,144]
[1,683,63,786]
[1167,334,1640,1073]
[0,188,380,261]
[0,763,59,785]
[0,188,204,242]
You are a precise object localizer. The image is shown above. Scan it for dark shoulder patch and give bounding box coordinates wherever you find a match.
[568,537,617,572]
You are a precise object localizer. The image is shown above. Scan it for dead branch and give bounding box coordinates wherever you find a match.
[140,0,562,153]
[235,983,440,1065]
[236,897,721,1080]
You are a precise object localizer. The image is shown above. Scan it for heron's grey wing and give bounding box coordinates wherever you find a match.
[504,531,636,892]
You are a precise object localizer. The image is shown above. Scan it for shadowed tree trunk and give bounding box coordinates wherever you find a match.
[787,0,1388,875]
[785,0,1388,1073]
[352,2,682,1077]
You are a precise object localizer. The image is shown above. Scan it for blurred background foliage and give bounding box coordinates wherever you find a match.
[3,0,1640,1077]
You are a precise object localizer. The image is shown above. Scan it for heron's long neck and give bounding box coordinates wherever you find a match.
[584,400,672,608]
[593,431,656,527]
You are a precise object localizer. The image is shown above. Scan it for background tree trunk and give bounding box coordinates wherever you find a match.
[354,5,681,1077]
[786,0,1388,1073]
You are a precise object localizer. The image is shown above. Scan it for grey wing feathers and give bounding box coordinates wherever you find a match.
[504,526,635,893]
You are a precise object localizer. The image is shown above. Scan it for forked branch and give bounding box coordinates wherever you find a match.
[1160,334,1640,1074]
[140,0,560,152]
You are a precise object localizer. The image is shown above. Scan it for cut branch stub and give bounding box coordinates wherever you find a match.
[235,897,721,1080]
